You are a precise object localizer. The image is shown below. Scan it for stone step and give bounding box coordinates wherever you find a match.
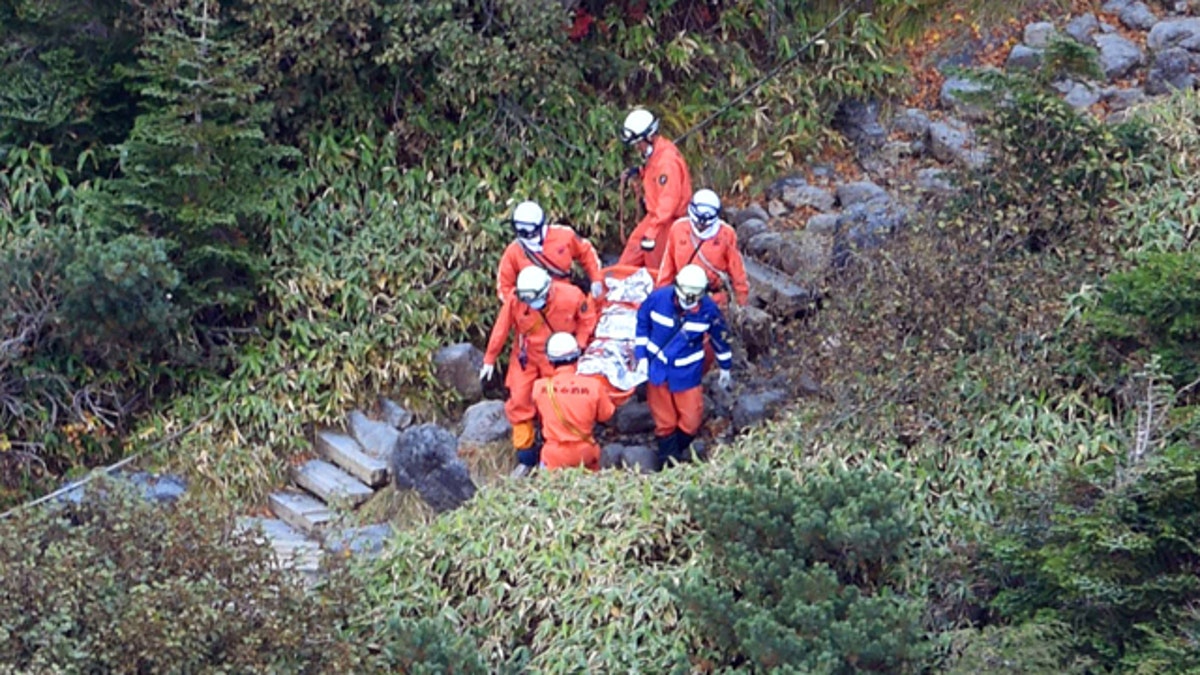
[268,490,334,535]
[745,257,813,317]
[315,430,389,488]
[236,517,322,573]
[291,459,375,508]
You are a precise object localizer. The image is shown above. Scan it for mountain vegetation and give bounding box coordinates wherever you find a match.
[3,0,1200,671]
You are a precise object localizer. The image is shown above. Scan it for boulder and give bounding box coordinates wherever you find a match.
[1063,81,1102,110]
[891,108,931,138]
[731,389,791,431]
[613,400,656,434]
[1147,17,1200,52]
[765,173,809,202]
[1095,33,1145,79]
[832,200,910,268]
[434,343,485,402]
[737,218,769,247]
[767,199,789,217]
[458,400,511,445]
[348,410,400,458]
[832,99,887,154]
[730,304,774,361]
[1024,21,1057,48]
[879,140,918,166]
[601,444,656,473]
[380,398,414,429]
[733,202,769,226]
[1066,13,1101,45]
[748,231,832,283]
[1147,47,1196,93]
[928,120,974,165]
[391,423,476,513]
[1120,2,1160,30]
[1102,85,1148,110]
[940,76,990,121]
[836,180,889,208]
[746,231,784,262]
[806,213,839,235]
[1006,44,1044,71]
[745,258,814,316]
[781,184,836,212]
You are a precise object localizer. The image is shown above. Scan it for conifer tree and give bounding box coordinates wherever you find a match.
[109,0,296,321]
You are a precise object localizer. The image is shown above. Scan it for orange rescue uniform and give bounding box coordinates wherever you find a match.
[483,280,598,447]
[618,136,692,273]
[646,383,705,438]
[656,218,750,309]
[496,225,603,301]
[532,365,616,471]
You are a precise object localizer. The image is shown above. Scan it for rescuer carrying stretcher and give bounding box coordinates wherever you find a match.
[617,108,692,275]
[496,200,605,301]
[531,332,616,472]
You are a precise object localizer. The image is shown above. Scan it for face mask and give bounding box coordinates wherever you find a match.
[643,143,654,159]
[675,287,702,309]
[527,297,547,310]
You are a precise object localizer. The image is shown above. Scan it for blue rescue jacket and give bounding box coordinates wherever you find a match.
[635,287,732,392]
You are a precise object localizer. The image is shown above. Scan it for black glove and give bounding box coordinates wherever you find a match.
[623,166,640,181]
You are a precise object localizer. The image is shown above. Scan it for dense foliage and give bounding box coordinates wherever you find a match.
[0,481,484,672]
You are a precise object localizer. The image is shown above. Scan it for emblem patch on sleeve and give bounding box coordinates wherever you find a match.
[658,174,668,185]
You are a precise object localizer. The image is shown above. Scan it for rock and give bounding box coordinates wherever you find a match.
[891,108,931,137]
[745,258,814,316]
[746,231,784,262]
[379,398,414,429]
[737,218,769,247]
[928,120,974,165]
[765,173,808,202]
[1120,2,1160,30]
[940,76,990,121]
[1024,21,1057,48]
[836,180,889,208]
[348,410,400,458]
[613,444,657,473]
[916,167,956,195]
[730,304,774,360]
[767,199,789,217]
[733,202,769,226]
[391,423,476,513]
[731,389,790,431]
[1007,44,1044,71]
[323,524,393,557]
[879,140,917,166]
[1066,14,1101,45]
[1100,20,1118,34]
[1147,47,1196,93]
[433,343,485,402]
[458,400,511,445]
[781,184,836,212]
[1103,85,1148,109]
[748,231,832,283]
[1095,33,1145,79]
[832,200,911,267]
[832,99,887,154]
[600,443,625,469]
[1102,0,1134,12]
[131,472,187,504]
[806,213,839,234]
[613,400,656,434]
[1063,81,1102,110]
[1147,17,1200,52]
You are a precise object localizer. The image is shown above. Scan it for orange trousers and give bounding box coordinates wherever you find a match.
[505,358,553,449]
[646,383,704,437]
[541,440,602,471]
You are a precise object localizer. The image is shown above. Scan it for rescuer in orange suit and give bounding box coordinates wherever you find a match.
[531,332,616,471]
[617,108,692,274]
[657,188,750,310]
[480,267,598,473]
[496,200,604,302]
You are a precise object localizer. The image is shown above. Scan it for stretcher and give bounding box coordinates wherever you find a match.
[577,264,655,406]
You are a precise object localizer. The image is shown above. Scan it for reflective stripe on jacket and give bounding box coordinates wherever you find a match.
[634,286,731,392]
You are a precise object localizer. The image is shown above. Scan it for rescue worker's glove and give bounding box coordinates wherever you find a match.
[718,369,732,390]
[622,166,640,181]
[635,358,649,379]
[479,363,495,382]
[591,280,604,299]
[516,449,539,467]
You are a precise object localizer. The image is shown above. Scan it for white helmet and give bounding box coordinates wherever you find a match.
[621,108,659,145]
[688,189,722,240]
[516,266,551,306]
[511,200,547,252]
[546,332,580,365]
[675,264,708,309]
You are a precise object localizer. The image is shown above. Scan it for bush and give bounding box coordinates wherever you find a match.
[0,480,483,672]
[677,464,926,673]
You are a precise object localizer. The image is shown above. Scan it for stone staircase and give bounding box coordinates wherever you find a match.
[236,400,412,579]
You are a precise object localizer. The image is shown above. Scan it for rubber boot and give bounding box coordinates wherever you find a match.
[655,433,678,471]
[674,431,696,463]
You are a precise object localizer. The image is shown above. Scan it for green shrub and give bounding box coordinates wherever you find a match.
[939,620,1092,674]
[677,464,926,673]
[0,479,483,672]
